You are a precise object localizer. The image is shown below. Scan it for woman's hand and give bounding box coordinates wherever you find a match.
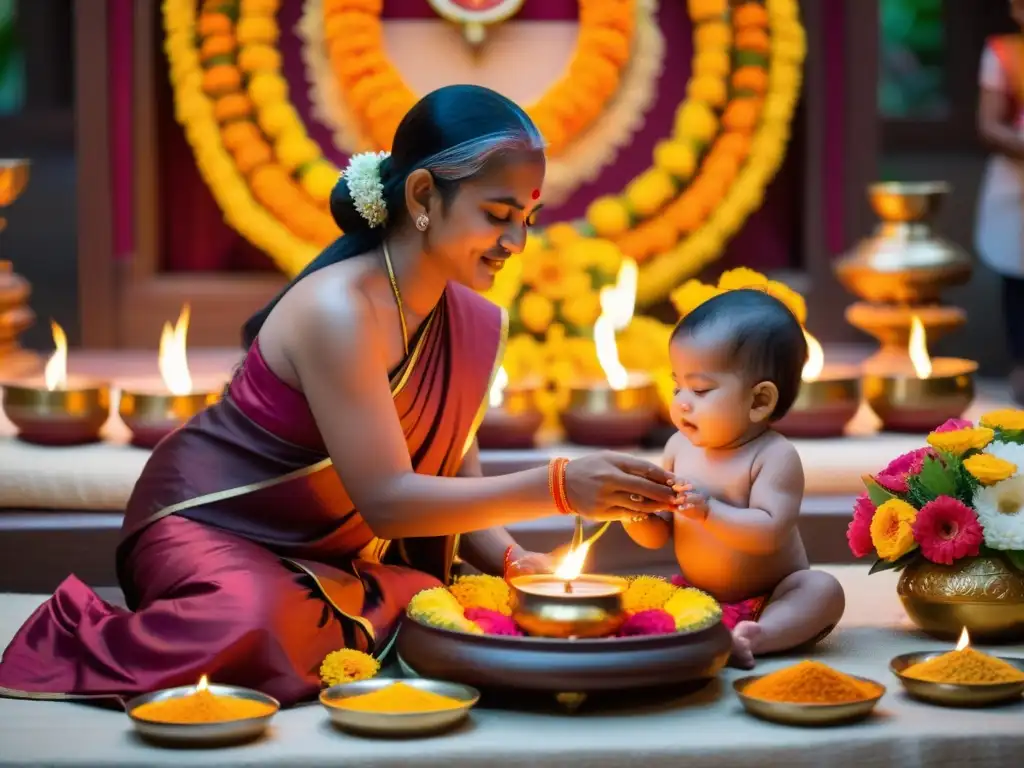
[563,452,680,521]
[504,549,557,580]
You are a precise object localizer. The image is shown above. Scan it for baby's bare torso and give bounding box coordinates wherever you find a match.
[666,430,808,603]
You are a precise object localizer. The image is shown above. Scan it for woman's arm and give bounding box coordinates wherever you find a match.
[979,88,1024,161]
[290,290,678,541]
[454,440,528,574]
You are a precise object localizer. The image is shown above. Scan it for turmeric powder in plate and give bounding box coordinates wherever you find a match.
[902,648,1024,685]
[327,682,467,714]
[744,661,880,705]
[132,689,276,724]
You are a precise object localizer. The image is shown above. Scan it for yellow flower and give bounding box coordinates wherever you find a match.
[406,587,482,634]
[979,409,1024,432]
[717,267,768,291]
[256,102,301,138]
[561,292,603,328]
[624,169,676,218]
[623,576,679,613]
[236,17,279,45]
[479,254,523,309]
[448,575,512,616]
[562,238,623,277]
[674,101,718,143]
[653,140,698,179]
[663,587,722,631]
[869,499,918,561]
[694,21,732,50]
[246,72,288,107]
[502,333,544,381]
[688,0,729,22]
[519,291,555,334]
[545,223,583,249]
[275,135,321,171]
[319,648,380,687]
[764,280,807,326]
[688,74,728,108]
[926,427,995,456]
[586,196,631,238]
[300,161,340,202]
[963,454,1018,486]
[670,279,721,317]
[693,49,731,77]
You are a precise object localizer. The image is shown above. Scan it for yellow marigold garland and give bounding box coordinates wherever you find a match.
[321,0,636,156]
[320,647,380,686]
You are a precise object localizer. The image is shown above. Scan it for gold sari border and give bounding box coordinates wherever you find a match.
[283,558,377,645]
[389,304,437,397]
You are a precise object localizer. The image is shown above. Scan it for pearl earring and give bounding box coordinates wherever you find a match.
[415,214,430,232]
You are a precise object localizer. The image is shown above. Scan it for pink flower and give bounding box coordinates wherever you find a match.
[912,496,983,565]
[618,610,677,636]
[847,493,876,558]
[933,418,974,433]
[463,608,523,636]
[875,447,935,493]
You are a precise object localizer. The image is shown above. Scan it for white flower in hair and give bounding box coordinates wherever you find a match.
[343,151,390,228]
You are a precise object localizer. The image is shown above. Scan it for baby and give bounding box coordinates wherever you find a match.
[625,289,845,668]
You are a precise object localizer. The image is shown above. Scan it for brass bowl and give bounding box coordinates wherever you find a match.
[560,378,660,446]
[126,683,279,746]
[733,675,886,726]
[862,360,975,433]
[897,555,1024,642]
[397,612,732,695]
[2,381,110,445]
[119,390,220,448]
[868,181,950,222]
[773,376,861,438]
[510,574,627,639]
[0,158,31,208]
[477,380,544,449]
[890,652,1024,707]
[320,678,479,737]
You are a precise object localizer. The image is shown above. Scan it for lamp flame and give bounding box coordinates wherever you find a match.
[159,304,193,396]
[909,315,932,379]
[43,321,68,391]
[489,366,509,408]
[195,674,209,693]
[553,539,593,582]
[801,330,824,382]
[594,259,638,391]
[955,627,970,651]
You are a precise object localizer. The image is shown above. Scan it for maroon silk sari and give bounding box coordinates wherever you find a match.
[0,284,506,707]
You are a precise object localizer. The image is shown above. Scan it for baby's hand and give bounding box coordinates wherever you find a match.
[676,490,709,521]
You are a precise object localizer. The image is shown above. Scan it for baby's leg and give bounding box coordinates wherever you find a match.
[737,569,845,658]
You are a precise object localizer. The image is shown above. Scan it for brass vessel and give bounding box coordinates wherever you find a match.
[560,377,660,446]
[897,555,1024,642]
[0,159,39,378]
[509,574,627,639]
[119,389,220,448]
[835,182,972,305]
[477,377,544,449]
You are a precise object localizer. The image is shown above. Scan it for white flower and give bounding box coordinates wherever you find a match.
[983,441,1024,476]
[974,474,1024,550]
[343,151,390,228]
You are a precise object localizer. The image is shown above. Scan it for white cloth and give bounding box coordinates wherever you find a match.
[976,44,1024,278]
[0,568,1022,767]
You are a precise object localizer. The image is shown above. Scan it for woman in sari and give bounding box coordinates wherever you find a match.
[976,0,1024,403]
[0,85,680,707]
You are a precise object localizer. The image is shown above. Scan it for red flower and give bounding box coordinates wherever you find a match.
[912,495,983,565]
[933,418,973,433]
[875,447,935,493]
[847,493,875,558]
[618,610,676,636]
[463,608,523,636]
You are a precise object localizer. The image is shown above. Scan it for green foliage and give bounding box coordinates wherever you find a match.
[995,428,1024,446]
[1005,551,1024,573]
[864,476,897,508]
[904,453,976,509]
[869,549,919,575]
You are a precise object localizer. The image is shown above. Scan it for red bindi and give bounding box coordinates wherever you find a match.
[531,189,540,200]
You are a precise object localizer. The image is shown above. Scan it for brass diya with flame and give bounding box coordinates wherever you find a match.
[118,305,220,448]
[773,329,861,439]
[560,260,659,446]
[2,320,111,445]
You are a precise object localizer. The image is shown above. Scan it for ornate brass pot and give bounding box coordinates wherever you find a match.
[897,555,1024,642]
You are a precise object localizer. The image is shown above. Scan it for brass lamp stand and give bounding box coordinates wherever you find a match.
[0,159,40,379]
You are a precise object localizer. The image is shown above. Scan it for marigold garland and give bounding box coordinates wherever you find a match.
[321,0,636,156]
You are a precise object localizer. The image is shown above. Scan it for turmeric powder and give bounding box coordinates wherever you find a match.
[744,661,879,704]
[902,647,1024,685]
[132,688,276,724]
[327,682,466,714]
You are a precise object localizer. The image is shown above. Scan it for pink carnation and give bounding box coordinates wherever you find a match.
[618,610,677,636]
[463,608,523,636]
[912,495,983,565]
[933,418,974,433]
[875,447,935,493]
[847,493,875,558]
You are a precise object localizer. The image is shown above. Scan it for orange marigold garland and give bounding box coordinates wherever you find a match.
[321,0,636,156]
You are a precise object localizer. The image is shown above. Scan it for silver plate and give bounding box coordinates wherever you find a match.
[320,677,479,737]
[125,684,280,746]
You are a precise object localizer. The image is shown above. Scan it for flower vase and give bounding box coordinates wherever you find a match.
[896,554,1024,642]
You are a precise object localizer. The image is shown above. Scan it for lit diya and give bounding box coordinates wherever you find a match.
[126,674,280,745]
[2,320,111,444]
[118,304,220,448]
[863,314,975,433]
[890,627,1024,707]
[510,536,626,639]
[560,260,659,446]
[774,329,861,438]
[476,366,544,449]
